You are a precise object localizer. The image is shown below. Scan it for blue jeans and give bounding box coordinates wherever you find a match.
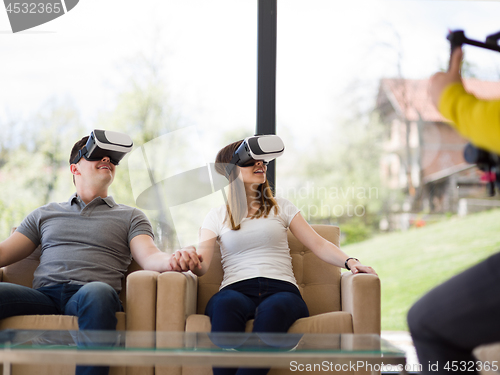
[206,277,309,375]
[0,281,122,375]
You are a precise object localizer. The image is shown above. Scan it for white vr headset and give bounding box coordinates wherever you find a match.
[226,135,285,176]
[71,129,133,165]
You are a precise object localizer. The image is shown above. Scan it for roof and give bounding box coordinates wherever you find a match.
[378,78,500,122]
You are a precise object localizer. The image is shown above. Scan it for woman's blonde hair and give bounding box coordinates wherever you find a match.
[215,140,278,230]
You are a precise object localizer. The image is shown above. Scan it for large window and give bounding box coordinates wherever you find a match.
[2,0,500,334]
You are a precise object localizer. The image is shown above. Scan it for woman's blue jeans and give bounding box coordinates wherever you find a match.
[0,281,122,375]
[205,277,309,375]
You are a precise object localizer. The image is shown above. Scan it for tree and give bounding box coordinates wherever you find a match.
[0,99,84,239]
[277,110,389,244]
[97,52,187,252]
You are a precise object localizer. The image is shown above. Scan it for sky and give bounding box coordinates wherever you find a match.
[2,0,500,159]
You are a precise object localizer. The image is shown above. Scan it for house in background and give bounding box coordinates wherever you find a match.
[376,78,500,223]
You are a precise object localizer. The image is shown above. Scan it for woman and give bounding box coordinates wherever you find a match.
[191,139,377,375]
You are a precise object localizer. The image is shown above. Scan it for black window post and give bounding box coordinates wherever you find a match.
[256,0,277,190]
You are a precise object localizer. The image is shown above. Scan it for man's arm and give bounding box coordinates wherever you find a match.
[0,232,38,267]
[429,47,500,155]
[129,234,201,273]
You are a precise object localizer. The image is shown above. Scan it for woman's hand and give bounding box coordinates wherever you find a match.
[347,258,377,275]
[169,246,203,272]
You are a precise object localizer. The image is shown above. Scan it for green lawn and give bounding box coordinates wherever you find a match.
[342,209,500,331]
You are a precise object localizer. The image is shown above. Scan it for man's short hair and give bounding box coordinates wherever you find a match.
[70,136,89,185]
[69,136,89,165]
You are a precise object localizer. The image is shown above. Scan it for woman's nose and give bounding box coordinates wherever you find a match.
[101,156,111,162]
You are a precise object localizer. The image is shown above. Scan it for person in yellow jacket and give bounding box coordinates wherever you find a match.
[408,47,500,375]
[429,47,500,154]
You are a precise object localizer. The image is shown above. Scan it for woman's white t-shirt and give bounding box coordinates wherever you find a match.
[201,197,301,290]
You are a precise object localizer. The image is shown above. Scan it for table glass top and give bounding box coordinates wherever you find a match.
[0,330,405,357]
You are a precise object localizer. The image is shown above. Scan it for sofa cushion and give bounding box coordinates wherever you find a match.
[0,312,126,331]
[185,311,353,335]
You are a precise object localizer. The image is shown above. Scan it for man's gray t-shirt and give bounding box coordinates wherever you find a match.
[16,194,153,292]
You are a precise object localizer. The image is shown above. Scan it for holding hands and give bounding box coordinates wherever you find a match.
[168,246,203,272]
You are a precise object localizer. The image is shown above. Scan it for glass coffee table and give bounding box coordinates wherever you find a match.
[0,330,407,374]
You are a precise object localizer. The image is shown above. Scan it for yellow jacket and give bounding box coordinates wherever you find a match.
[439,82,500,155]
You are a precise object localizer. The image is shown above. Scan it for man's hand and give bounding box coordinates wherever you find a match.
[429,47,463,109]
[168,246,203,272]
[130,234,203,273]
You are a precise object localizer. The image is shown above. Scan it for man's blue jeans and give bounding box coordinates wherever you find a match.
[206,277,309,375]
[0,281,122,375]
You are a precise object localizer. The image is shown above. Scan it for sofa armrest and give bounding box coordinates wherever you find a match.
[156,271,198,332]
[341,272,381,334]
[126,270,159,331]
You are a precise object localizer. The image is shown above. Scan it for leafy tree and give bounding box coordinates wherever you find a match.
[97,53,186,252]
[0,99,84,240]
[278,112,390,245]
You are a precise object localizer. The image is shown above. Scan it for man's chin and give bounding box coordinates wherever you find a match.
[98,175,115,187]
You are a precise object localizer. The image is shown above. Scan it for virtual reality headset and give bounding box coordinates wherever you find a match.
[71,129,133,165]
[226,135,285,175]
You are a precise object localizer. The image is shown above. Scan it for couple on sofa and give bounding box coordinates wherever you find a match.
[0,132,376,375]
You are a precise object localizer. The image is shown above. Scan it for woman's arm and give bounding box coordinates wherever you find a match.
[191,228,218,276]
[288,214,377,275]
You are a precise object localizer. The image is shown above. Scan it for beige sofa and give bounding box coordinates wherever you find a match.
[156,224,381,375]
[0,228,159,375]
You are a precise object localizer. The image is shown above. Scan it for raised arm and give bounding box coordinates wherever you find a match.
[129,234,201,273]
[429,47,500,155]
[288,214,377,275]
[0,232,38,267]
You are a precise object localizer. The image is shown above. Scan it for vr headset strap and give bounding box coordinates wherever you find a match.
[71,146,88,165]
[225,153,240,177]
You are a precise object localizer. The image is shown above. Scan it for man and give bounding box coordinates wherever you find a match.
[407,47,500,374]
[0,133,201,375]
